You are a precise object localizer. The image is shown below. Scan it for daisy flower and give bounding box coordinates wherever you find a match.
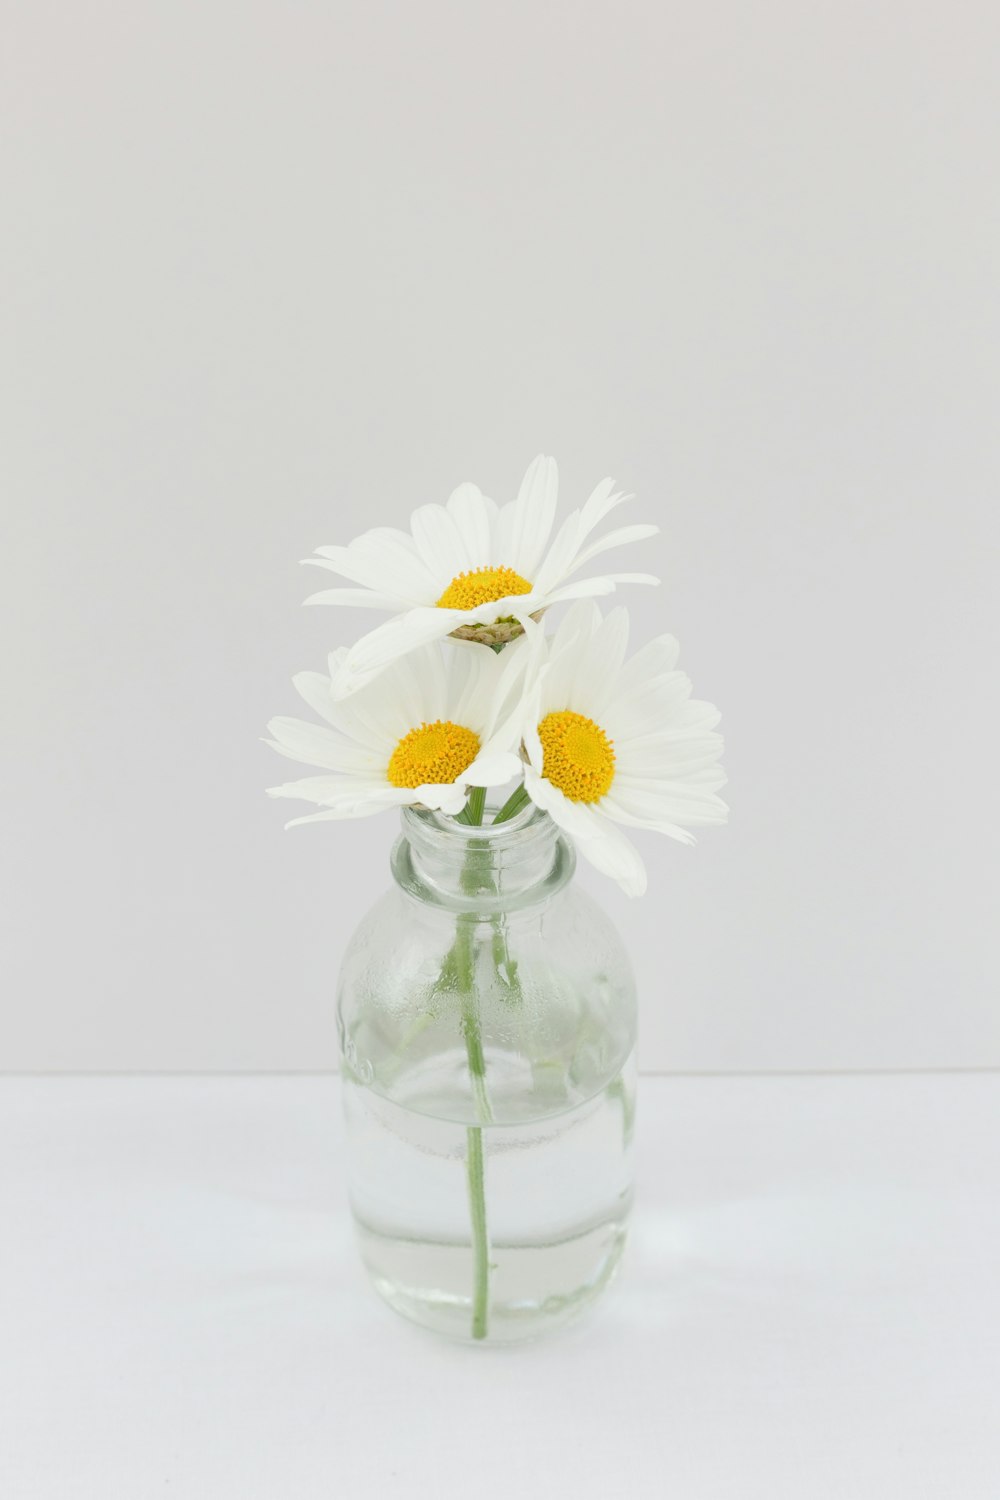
[266,639,528,824]
[303,455,658,698]
[520,602,728,896]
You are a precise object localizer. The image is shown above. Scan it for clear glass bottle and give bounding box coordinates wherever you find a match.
[337,800,638,1343]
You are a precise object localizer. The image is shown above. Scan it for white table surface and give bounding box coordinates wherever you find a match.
[2,1073,997,1499]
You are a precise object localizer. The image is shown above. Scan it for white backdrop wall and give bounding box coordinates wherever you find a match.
[3,0,998,1073]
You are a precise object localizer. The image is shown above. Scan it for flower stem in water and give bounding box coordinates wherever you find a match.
[459,951,491,1337]
[465,1123,489,1341]
[454,790,493,1337]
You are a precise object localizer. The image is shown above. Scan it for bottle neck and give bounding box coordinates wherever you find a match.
[391,802,575,915]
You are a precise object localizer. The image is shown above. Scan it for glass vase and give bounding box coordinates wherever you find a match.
[337,801,638,1343]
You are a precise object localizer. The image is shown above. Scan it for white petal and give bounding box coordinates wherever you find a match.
[523,769,647,896]
[451,589,548,626]
[566,605,629,716]
[462,747,523,787]
[309,527,438,601]
[532,508,585,595]
[331,608,463,698]
[389,641,450,730]
[522,764,591,832]
[605,779,728,830]
[578,479,634,533]
[474,634,534,739]
[269,772,401,811]
[410,503,470,583]
[535,600,601,713]
[563,523,659,577]
[541,577,623,605]
[283,796,401,828]
[614,729,725,780]
[267,774,382,805]
[574,815,648,896]
[440,641,482,725]
[544,572,659,607]
[601,796,700,844]
[416,781,471,815]
[445,484,497,565]
[265,719,381,774]
[607,633,681,697]
[603,665,698,740]
[520,677,545,773]
[317,679,396,754]
[301,582,404,610]
[449,648,498,733]
[292,671,339,727]
[309,648,400,751]
[499,455,558,577]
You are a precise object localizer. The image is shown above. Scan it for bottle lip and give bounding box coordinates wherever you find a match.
[394,800,575,913]
[400,798,548,848]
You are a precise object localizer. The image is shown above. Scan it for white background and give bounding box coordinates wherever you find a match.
[3,0,999,1073]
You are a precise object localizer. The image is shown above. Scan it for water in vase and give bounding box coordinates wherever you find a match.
[342,1047,636,1343]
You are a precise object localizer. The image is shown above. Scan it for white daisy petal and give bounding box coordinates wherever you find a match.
[530,509,584,595]
[303,458,658,696]
[410,504,469,583]
[600,572,661,586]
[283,797,400,828]
[522,603,726,892]
[535,600,602,712]
[522,703,544,774]
[445,589,548,630]
[266,719,380,774]
[603,668,708,741]
[301,583,406,610]
[543,572,659,606]
[300,650,398,752]
[509,455,559,575]
[267,641,526,827]
[564,523,659,577]
[291,671,339,726]
[605,778,729,828]
[522,763,590,832]
[606,634,681,701]
[267,774,384,805]
[578,479,634,532]
[566,606,629,715]
[309,529,437,601]
[463,753,521,790]
[332,608,464,698]
[542,577,618,605]
[415,781,470,815]
[575,817,648,897]
[441,642,485,727]
[474,635,535,741]
[614,735,725,780]
[523,768,648,896]
[601,796,698,846]
[445,484,496,564]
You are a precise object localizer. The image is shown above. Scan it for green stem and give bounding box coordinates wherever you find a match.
[457,917,493,1125]
[491,917,521,998]
[453,801,492,1338]
[456,785,487,826]
[441,784,526,1339]
[492,784,530,825]
[465,1124,489,1341]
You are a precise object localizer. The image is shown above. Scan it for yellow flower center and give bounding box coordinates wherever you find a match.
[538,710,616,803]
[387,720,481,789]
[436,564,532,612]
